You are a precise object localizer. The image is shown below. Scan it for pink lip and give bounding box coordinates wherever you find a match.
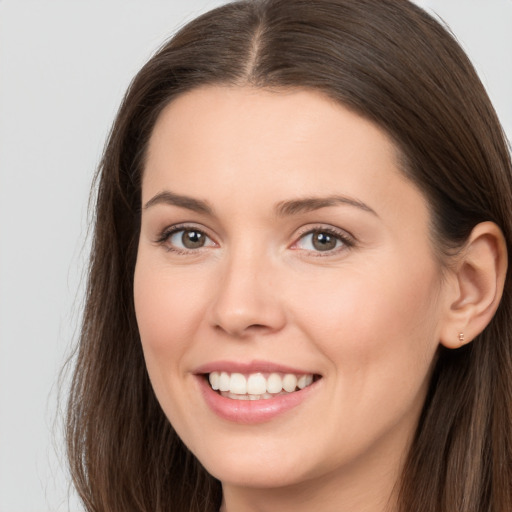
[194,359,316,375]
[194,360,321,424]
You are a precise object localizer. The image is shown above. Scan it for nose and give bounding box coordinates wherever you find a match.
[209,249,287,338]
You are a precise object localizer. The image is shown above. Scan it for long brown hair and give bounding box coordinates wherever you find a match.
[66,0,512,510]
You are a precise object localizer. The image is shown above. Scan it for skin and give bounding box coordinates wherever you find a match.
[134,86,462,512]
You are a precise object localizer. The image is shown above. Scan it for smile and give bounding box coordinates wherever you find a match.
[196,364,322,423]
[208,371,315,400]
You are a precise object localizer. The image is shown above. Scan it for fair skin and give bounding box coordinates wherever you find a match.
[134,86,506,512]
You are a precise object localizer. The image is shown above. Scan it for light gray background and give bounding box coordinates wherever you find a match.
[0,1,511,511]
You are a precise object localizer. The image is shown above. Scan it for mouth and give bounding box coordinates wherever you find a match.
[196,363,323,423]
[206,371,320,401]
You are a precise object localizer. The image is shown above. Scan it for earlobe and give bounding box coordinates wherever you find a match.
[440,222,508,349]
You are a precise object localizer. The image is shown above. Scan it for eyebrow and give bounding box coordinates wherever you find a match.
[143,190,213,215]
[275,195,378,217]
[143,190,377,218]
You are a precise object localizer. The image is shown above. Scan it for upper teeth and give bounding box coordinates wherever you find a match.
[208,371,314,395]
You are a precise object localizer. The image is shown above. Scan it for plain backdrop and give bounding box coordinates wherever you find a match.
[0,1,510,511]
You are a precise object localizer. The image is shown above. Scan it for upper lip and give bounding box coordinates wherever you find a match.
[194,359,319,376]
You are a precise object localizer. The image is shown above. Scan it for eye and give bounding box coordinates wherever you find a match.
[294,228,353,253]
[159,227,216,252]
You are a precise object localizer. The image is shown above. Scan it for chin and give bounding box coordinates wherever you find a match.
[185,430,331,491]
[203,455,311,489]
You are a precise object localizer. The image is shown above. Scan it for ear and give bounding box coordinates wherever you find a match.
[440,221,508,349]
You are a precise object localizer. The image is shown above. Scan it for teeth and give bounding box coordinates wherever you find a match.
[230,373,247,394]
[297,374,313,389]
[225,392,276,401]
[209,371,220,390]
[266,373,283,394]
[282,374,298,392]
[208,371,315,397]
[247,373,267,394]
[218,372,230,392]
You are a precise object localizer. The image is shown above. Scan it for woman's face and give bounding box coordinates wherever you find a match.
[134,86,452,495]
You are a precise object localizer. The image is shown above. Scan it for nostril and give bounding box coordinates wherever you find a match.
[247,324,268,330]
[214,322,273,337]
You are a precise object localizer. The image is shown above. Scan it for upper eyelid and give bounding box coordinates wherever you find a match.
[157,226,217,255]
[289,226,356,255]
[293,224,356,242]
[156,223,216,245]
[160,223,212,237]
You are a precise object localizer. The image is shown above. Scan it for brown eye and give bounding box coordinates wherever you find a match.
[165,228,215,251]
[182,230,205,249]
[294,229,350,253]
[311,231,338,251]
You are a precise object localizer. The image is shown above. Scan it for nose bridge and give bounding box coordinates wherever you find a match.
[210,240,285,337]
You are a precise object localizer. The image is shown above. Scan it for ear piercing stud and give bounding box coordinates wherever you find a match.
[458,332,465,344]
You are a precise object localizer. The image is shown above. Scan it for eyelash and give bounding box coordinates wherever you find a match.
[155,224,355,256]
[292,226,355,257]
[155,224,216,255]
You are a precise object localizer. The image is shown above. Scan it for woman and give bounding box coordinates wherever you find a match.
[66,0,512,510]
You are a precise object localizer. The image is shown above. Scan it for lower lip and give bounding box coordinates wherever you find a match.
[196,375,320,424]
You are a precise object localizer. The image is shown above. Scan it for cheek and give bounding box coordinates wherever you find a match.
[133,257,210,367]
[289,261,442,457]
[133,257,215,432]
[291,256,442,379]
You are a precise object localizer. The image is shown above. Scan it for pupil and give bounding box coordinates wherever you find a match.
[312,232,336,251]
[182,230,205,249]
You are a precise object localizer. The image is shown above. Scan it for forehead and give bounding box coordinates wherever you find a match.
[143,86,426,225]
[147,85,397,152]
